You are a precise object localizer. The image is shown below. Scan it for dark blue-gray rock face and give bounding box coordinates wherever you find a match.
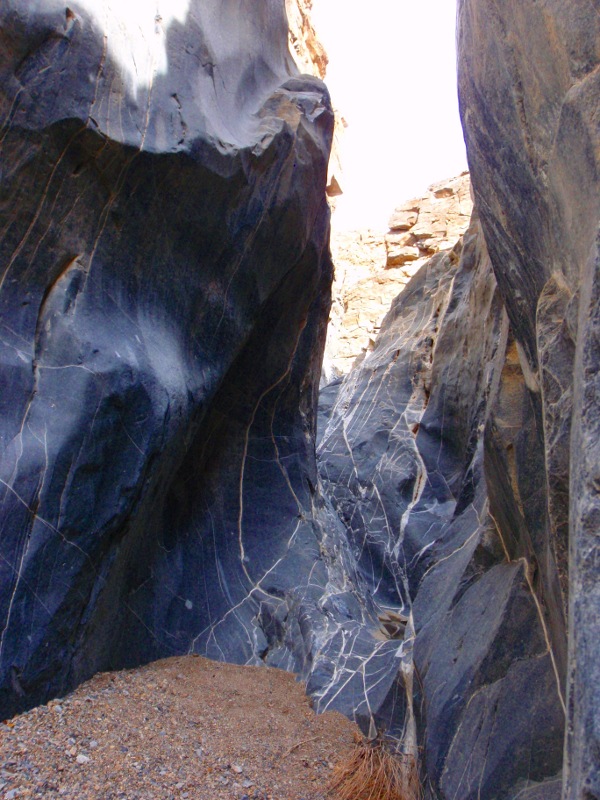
[318,222,565,799]
[0,0,346,717]
[458,2,600,798]
[3,3,598,799]
[318,1,600,797]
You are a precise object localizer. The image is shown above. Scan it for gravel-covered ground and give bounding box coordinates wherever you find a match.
[0,656,358,800]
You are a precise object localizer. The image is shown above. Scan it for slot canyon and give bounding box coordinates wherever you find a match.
[0,1,599,798]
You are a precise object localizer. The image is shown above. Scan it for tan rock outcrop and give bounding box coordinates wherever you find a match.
[386,172,473,265]
[285,0,344,201]
[323,172,472,381]
[285,0,328,79]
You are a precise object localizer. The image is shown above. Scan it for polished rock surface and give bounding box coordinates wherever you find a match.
[0,0,344,717]
[2,3,598,799]
[318,220,565,798]
[458,1,600,796]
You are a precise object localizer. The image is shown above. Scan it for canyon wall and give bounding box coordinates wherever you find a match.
[1,2,599,799]
[0,0,345,717]
[0,1,413,752]
[285,0,344,205]
[319,216,565,799]
[318,1,600,797]
[458,2,600,796]
[323,173,472,380]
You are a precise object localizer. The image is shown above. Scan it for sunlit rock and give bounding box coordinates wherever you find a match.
[322,173,472,382]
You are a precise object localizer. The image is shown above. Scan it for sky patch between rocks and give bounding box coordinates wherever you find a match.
[313,0,468,229]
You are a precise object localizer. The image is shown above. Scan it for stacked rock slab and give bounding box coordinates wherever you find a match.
[322,173,473,381]
[285,0,328,79]
[385,172,473,268]
[0,0,349,717]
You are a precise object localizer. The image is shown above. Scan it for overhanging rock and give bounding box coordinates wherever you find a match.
[0,0,348,717]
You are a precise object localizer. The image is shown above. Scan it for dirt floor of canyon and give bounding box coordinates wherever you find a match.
[0,655,359,800]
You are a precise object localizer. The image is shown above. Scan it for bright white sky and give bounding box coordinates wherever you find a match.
[77,0,191,89]
[311,0,468,230]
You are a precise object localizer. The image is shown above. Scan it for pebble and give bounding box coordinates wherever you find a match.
[76,753,90,764]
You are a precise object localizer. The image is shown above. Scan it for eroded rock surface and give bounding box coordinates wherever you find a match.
[386,172,472,267]
[319,1,600,797]
[286,0,328,79]
[286,0,343,206]
[2,3,599,799]
[458,2,600,797]
[0,0,347,718]
[318,218,565,799]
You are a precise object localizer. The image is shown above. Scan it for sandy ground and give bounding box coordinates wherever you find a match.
[0,655,359,800]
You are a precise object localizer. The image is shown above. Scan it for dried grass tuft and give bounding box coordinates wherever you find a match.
[327,734,421,800]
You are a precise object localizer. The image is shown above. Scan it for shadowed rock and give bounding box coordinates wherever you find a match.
[0,0,345,717]
[319,1,600,796]
[458,1,600,796]
[318,218,565,798]
[2,4,599,799]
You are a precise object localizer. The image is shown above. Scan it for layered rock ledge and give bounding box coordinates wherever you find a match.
[323,173,472,380]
